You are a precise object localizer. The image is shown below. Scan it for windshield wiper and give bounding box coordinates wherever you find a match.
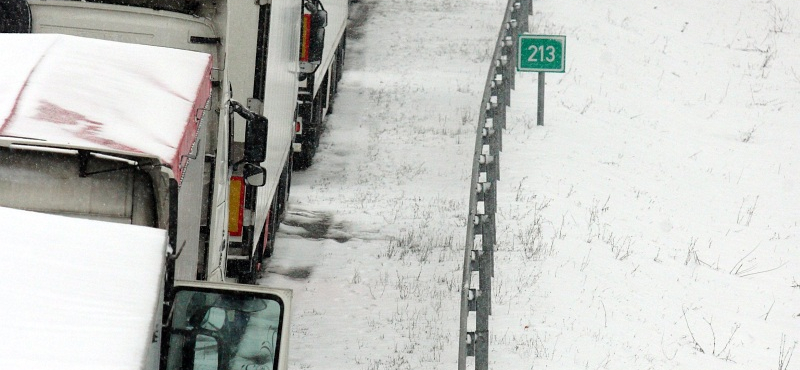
[0,134,45,141]
[77,150,162,177]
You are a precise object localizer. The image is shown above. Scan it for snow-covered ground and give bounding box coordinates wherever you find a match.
[265,0,800,369]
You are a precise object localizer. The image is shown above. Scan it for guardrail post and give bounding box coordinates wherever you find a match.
[491,80,506,150]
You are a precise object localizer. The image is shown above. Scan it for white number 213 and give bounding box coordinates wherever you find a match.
[527,45,556,63]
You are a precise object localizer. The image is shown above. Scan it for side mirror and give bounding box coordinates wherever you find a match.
[309,9,327,64]
[244,115,268,163]
[313,8,327,28]
[243,163,267,187]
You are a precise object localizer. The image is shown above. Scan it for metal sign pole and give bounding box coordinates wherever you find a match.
[537,71,545,126]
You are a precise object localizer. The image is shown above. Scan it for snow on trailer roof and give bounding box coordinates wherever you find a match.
[0,33,212,183]
[0,206,168,370]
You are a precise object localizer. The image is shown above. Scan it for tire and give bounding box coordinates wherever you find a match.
[320,71,330,115]
[266,203,278,255]
[336,38,345,83]
[240,242,262,284]
[0,0,32,33]
[312,86,325,137]
[276,155,291,223]
[294,92,324,169]
[293,126,316,170]
[293,99,318,170]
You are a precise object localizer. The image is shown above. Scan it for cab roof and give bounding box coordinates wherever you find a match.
[0,206,168,369]
[0,33,212,183]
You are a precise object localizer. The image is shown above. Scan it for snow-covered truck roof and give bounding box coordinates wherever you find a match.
[0,33,212,183]
[0,206,168,370]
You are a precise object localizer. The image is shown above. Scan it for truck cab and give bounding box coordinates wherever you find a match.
[0,205,293,370]
[0,33,293,370]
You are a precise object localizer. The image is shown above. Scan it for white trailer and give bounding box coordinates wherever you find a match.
[0,34,292,370]
[10,0,312,281]
[293,0,350,169]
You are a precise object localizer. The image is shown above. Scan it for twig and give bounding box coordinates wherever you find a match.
[717,323,740,357]
[762,300,775,321]
[739,261,788,278]
[703,317,717,354]
[682,306,705,353]
[729,243,760,275]
[779,334,796,370]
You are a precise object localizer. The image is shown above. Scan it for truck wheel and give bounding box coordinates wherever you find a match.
[312,87,325,138]
[267,204,278,255]
[327,60,337,114]
[293,127,317,170]
[321,72,331,115]
[258,207,276,259]
[276,156,291,223]
[294,93,323,169]
[240,244,262,284]
[336,38,345,83]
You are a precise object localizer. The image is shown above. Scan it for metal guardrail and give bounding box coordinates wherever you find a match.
[457,1,531,369]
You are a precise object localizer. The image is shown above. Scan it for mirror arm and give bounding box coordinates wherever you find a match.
[229,100,260,122]
[231,159,247,171]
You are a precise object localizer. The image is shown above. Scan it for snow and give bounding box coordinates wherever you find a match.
[0,33,212,183]
[263,0,800,369]
[0,206,167,370]
[4,0,796,368]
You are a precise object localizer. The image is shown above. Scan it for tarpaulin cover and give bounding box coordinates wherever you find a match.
[0,33,212,183]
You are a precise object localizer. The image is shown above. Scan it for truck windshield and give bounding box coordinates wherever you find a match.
[60,0,202,15]
[166,290,284,370]
[0,146,158,227]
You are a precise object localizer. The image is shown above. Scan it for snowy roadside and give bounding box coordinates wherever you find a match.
[264,0,506,368]
[495,0,800,369]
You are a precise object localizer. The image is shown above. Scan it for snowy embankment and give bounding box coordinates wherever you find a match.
[496,0,800,369]
[267,0,799,369]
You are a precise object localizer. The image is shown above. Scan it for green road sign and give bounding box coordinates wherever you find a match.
[518,35,566,72]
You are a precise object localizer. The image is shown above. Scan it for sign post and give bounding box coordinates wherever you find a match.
[518,34,566,126]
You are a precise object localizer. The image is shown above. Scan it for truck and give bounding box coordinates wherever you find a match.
[0,205,292,370]
[6,0,339,282]
[293,0,350,169]
[0,33,292,370]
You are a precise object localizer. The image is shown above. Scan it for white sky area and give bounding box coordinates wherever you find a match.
[0,206,167,370]
[265,0,800,369]
[0,34,210,166]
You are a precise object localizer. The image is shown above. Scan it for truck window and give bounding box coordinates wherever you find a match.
[166,290,284,370]
[0,147,158,227]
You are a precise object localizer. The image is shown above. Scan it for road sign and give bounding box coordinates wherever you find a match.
[518,35,566,72]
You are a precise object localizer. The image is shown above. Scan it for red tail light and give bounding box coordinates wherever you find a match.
[300,14,311,62]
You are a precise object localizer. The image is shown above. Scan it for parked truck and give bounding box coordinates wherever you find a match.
[7,0,336,282]
[0,205,292,370]
[293,0,350,169]
[0,33,291,370]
